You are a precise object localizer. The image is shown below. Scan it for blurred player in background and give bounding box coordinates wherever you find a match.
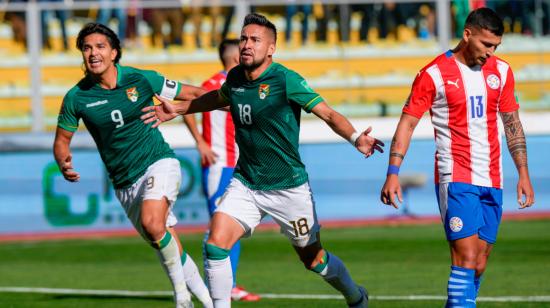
[380,8,535,307]
[143,13,384,308]
[183,38,260,302]
[53,23,213,308]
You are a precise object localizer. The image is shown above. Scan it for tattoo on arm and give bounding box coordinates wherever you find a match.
[390,136,406,160]
[390,152,405,160]
[501,111,528,169]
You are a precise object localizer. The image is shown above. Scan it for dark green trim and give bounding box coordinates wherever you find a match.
[205,243,230,260]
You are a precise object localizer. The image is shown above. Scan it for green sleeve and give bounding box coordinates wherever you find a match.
[285,70,323,113]
[140,68,182,100]
[219,82,231,103]
[57,88,80,132]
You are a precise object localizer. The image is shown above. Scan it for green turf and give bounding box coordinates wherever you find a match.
[0,220,549,307]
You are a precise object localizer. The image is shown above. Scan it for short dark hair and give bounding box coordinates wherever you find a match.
[218,38,240,66]
[76,23,122,64]
[465,7,504,36]
[243,13,277,42]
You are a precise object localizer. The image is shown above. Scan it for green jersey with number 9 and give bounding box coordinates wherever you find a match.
[57,64,182,189]
[219,62,324,190]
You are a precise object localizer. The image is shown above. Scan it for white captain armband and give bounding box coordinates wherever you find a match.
[159,78,178,100]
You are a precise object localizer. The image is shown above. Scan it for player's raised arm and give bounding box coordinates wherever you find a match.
[310,102,384,157]
[500,110,535,208]
[53,127,80,182]
[141,90,229,128]
[380,113,419,209]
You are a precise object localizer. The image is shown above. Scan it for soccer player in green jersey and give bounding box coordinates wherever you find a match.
[142,13,384,307]
[53,23,213,308]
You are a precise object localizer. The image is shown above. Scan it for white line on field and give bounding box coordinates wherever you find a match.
[1,287,550,302]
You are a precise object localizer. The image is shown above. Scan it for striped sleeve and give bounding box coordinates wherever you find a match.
[402,69,436,118]
[497,61,519,112]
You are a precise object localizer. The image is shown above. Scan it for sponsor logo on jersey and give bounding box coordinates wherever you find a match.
[231,87,245,93]
[449,217,463,232]
[126,87,139,102]
[86,100,108,108]
[486,74,500,90]
[447,78,460,89]
[259,84,269,100]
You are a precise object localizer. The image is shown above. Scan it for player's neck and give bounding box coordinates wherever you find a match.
[451,43,475,67]
[244,59,272,81]
[92,65,118,90]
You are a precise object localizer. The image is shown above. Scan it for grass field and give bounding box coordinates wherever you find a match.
[1,219,549,307]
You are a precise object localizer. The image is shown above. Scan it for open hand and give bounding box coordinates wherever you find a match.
[355,127,385,158]
[141,94,180,128]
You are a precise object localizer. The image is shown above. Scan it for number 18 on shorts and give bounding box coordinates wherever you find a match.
[216,179,321,247]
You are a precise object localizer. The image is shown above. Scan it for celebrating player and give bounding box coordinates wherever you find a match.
[53,23,212,308]
[142,13,383,308]
[380,8,535,307]
[182,38,260,302]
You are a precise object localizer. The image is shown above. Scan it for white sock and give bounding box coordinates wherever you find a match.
[182,253,213,308]
[319,253,362,304]
[206,257,233,308]
[154,232,191,304]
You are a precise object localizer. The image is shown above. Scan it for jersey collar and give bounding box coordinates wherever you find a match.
[115,64,122,86]
[243,62,275,82]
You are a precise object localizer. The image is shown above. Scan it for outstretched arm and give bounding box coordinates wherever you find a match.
[380,113,419,208]
[53,127,80,182]
[500,110,535,208]
[310,102,384,157]
[175,84,207,101]
[142,90,229,127]
[183,114,218,166]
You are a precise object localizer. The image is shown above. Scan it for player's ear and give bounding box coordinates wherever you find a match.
[111,48,117,62]
[268,42,276,58]
[463,27,472,43]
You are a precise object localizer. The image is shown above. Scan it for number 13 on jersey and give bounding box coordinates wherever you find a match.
[469,95,484,118]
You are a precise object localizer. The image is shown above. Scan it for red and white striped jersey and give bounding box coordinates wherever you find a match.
[201,71,237,168]
[403,50,519,189]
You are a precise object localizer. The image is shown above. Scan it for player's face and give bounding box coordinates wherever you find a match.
[239,24,275,70]
[81,33,118,76]
[464,27,501,66]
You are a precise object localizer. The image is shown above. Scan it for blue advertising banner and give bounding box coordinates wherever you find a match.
[1,136,549,236]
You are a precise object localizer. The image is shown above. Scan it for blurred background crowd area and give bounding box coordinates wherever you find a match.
[0,0,549,132]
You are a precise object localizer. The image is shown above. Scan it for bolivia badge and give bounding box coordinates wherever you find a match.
[126,87,139,102]
[259,84,269,100]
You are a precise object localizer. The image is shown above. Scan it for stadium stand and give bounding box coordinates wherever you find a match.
[0,1,548,132]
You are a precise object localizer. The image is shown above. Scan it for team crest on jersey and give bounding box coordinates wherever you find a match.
[126,87,139,102]
[259,84,270,100]
[486,74,500,90]
[449,217,463,232]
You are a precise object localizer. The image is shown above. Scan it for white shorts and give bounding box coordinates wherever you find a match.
[115,158,181,239]
[216,178,320,248]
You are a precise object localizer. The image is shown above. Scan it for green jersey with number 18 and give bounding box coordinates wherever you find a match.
[57,64,182,189]
[220,62,324,190]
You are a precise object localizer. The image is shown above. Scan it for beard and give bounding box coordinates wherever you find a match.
[241,56,264,70]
